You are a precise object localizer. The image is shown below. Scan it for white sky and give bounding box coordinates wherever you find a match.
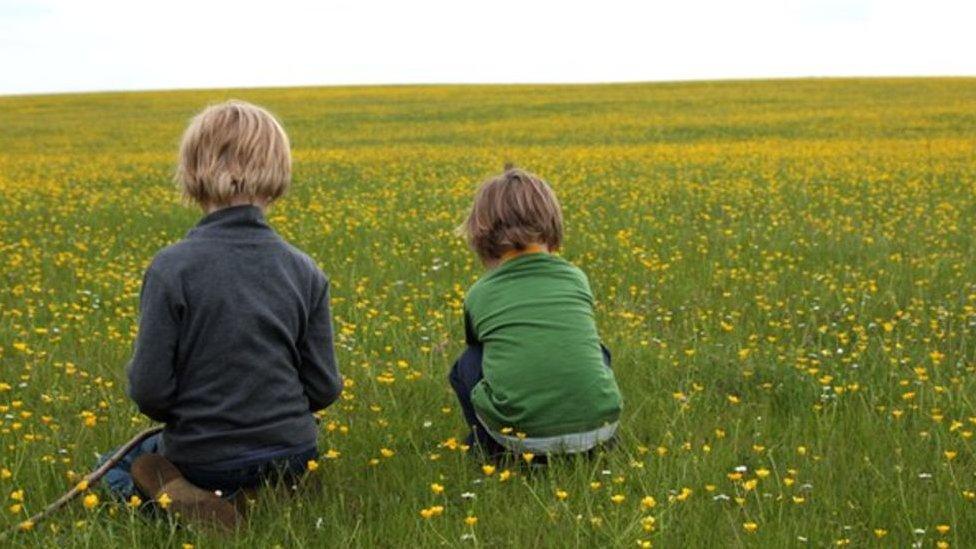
[1,0,974,95]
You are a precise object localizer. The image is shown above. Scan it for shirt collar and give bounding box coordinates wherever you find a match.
[500,244,547,263]
[186,205,276,240]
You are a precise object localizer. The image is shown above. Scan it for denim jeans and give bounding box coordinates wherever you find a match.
[448,344,612,457]
[97,434,316,500]
[178,446,317,496]
[98,432,162,500]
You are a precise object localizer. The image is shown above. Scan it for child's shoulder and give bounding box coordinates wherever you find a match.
[547,253,586,274]
[564,258,591,285]
[523,253,590,285]
[279,241,327,277]
[144,240,195,277]
[273,241,330,294]
[464,272,488,303]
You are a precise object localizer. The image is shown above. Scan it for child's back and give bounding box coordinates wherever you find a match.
[465,252,620,438]
[130,205,340,465]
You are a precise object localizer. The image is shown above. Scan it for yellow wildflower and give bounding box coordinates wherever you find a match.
[82,493,99,509]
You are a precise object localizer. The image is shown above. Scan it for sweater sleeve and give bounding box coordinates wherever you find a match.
[298,277,343,412]
[126,269,182,423]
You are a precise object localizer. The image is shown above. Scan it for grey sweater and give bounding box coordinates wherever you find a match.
[126,205,342,465]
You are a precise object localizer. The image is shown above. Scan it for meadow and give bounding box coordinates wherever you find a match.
[1,78,976,547]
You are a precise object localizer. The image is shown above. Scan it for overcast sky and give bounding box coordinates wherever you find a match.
[1,0,973,95]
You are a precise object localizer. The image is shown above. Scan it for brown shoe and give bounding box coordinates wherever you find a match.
[131,454,240,531]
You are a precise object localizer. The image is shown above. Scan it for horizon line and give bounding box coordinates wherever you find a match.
[3,74,975,100]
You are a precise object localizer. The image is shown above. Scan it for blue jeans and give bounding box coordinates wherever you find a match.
[98,434,316,500]
[448,344,612,456]
[98,433,162,500]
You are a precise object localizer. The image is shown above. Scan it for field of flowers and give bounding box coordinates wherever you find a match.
[1,78,975,547]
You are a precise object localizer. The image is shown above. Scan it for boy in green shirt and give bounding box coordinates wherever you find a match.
[449,167,623,457]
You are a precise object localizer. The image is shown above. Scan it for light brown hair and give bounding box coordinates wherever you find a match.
[461,166,564,262]
[176,100,291,206]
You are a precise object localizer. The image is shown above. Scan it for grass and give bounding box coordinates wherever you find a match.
[1,77,975,547]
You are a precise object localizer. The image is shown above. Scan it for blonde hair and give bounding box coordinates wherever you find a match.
[176,100,291,206]
[461,166,564,262]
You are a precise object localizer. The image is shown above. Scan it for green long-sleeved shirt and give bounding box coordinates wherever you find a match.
[465,253,622,437]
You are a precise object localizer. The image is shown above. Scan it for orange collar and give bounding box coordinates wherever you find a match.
[501,244,547,262]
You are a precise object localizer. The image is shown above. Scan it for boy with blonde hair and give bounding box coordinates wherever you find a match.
[450,166,622,458]
[102,101,342,528]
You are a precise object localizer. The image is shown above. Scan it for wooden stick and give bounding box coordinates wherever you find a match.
[4,425,163,537]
